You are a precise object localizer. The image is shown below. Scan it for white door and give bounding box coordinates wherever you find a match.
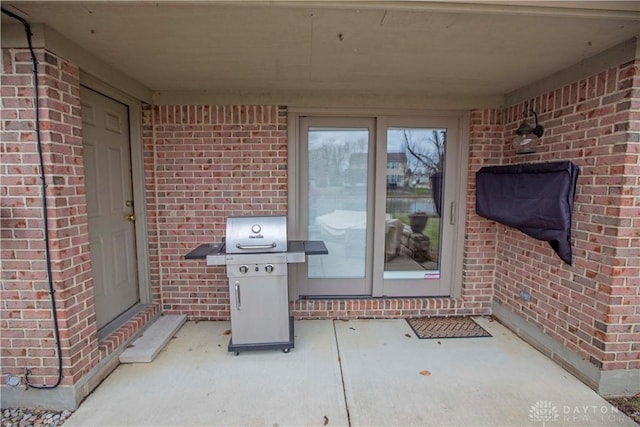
[81,87,138,330]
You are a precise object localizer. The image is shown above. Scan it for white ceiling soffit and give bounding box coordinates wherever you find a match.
[2,1,640,107]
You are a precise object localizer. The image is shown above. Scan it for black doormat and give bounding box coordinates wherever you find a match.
[406,316,492,339]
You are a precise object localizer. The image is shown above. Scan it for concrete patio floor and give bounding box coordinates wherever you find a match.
[65,318,636,426]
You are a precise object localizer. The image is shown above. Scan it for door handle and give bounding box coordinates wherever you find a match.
[127,214,136,222]
[235,243,277,250]
[449,202,455,225]
[235,281,241,310]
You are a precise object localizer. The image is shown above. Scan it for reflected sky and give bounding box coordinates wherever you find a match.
[387,128,445,154]
[308,127,445,156]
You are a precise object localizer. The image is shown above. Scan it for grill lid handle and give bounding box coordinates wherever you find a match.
[235,242,277,250]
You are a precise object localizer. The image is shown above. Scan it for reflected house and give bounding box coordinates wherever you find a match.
[344,152,368,189]
[386,152,407,189]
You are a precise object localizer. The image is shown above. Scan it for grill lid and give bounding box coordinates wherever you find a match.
[225,215,287,254]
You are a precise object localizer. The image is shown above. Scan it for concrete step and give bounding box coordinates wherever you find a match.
[119,314,187,363]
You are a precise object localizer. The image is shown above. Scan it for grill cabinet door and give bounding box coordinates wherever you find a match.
[228,264,289,345]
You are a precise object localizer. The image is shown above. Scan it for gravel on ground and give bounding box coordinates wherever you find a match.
[607,395,640,425]
[1,408,71,427]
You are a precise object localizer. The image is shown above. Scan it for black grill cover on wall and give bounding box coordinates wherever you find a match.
[475,161,579,265]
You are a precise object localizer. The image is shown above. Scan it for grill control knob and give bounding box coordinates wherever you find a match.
[239,265,248,274]
[265,264,274,273]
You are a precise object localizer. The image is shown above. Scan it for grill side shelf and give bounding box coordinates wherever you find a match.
[305,240,328,255]
[184,244,222,259]
[287,240,328,255]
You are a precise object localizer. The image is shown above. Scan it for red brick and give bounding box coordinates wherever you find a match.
[495,61,640,370]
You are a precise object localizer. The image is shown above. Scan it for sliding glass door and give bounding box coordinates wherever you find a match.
[295,114,466,298]
[372,117,461,297]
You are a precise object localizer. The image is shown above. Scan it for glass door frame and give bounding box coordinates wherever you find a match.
[287,109,470,300]
[295,116,376,297]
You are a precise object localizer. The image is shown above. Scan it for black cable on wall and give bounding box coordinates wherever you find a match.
[2,7,63,389]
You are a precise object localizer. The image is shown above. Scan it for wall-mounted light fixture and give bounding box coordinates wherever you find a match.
[513,109,544,154]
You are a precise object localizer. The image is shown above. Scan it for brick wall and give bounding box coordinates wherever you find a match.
[493,59,640,371]
[146,106,495,319]
[461,109,503,310]
[142,105,289,319]
[1,48,156,394]
[0,48,99,386]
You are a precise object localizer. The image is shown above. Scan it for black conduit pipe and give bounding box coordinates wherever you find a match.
[2,7,63,389]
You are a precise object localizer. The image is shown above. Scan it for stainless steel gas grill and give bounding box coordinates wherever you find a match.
[185,215,327,355]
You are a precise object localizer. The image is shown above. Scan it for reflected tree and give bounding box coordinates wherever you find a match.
[402,129,445,215]
[309,133,368,187]
[403,130,445,179]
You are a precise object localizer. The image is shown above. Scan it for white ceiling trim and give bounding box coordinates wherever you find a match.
[237,1,640,19]
[152,88,505,109]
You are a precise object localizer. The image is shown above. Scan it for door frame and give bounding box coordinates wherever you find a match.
[372,116,467,297]
[287,107,470,300]
[80,72,151,307]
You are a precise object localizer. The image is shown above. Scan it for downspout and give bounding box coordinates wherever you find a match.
[1,8,63,389]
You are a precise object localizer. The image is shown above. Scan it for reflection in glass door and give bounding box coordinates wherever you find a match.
[384,128,444,280]
[294,114,464,298]
[300,118,374,296]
